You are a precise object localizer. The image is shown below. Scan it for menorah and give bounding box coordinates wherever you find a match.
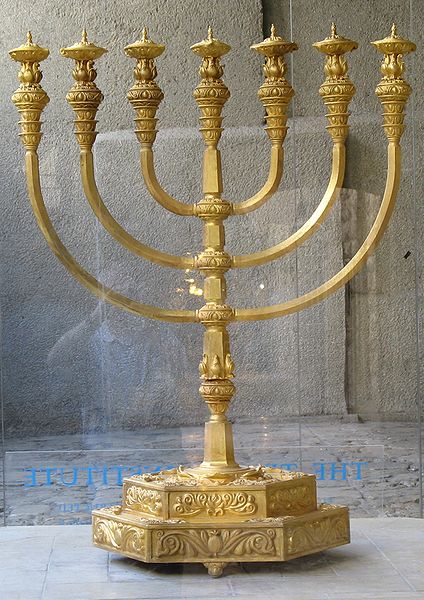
[10,22,414,577]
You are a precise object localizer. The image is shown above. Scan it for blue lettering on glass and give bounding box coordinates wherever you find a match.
[311,462,326,480]
[21,460,369,488]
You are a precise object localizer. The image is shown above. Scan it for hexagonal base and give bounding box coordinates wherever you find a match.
[92,467,350,576]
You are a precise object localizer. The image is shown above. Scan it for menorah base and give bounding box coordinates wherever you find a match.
[92,466,350,577]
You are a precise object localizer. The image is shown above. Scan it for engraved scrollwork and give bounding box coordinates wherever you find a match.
[173,492,258,517]
[122,466,305,489]
[125,485,162,516]
[286,515,349,556]
[97,505,122,515]
[195,250,232,271]
[154,527,276,559]
[195,196,233,218]
[269,485,315,514]
[93,517,145,555]
[197,304,234,324]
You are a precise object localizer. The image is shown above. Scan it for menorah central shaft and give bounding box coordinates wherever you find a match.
[191,29,238,476]
[190,27,297,476]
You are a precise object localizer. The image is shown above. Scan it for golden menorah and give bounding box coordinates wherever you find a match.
[10,22,414,577]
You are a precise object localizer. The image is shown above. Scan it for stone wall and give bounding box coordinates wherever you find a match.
[0,0,422,436]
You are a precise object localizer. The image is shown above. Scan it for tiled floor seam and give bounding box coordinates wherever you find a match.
[359,526,417,592]
[41,534,56,598]
[106,550,111,581]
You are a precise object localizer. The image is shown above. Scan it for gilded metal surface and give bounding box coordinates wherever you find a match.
[268,484,317,516]
[92,498,350,578]
[120,467,315,523]
[171,492,258,518]
[124,486,163,516]
[284,510,350,558]
[10,23,413,576]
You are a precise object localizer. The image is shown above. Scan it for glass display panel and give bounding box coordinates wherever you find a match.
[4,442,382,525]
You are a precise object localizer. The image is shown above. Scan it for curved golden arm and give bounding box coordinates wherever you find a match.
[234,144,400,321]
[232,142,345,268]
[140,147,195,216]
[232,145,284,215]
[80,150,194,269]
[26,150,197,324]
[124,33,195,216]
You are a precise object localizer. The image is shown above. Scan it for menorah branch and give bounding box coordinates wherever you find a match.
[140,147,195,215]
[124,30,196,217]
[232,145,283,215]
[234,144,400,321]
[233,25,357,268]
[232,142,346,268]
[80,150,194,268]
[25,151,197,323]
[231,27,296,216]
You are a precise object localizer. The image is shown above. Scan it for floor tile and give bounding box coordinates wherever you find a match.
[0,519,422,599]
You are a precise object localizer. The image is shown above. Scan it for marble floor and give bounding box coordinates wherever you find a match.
[0,518,423,599]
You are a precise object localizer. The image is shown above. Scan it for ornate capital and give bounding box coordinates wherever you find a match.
[313,24,357,143]
[125,28,165,146]
[251,25,297,144]
[61,30,107,150]
[191,28,231,147]
[9,32,50,151]
[372,24,415,143]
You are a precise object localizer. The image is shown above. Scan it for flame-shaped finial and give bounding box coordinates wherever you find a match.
[391,22,398,38]
[141,26,148,42]
[27,31,33,45]
[81,29,88,44]
[270,24,276,39]
[331,22,337,38]
[207,26,214,40]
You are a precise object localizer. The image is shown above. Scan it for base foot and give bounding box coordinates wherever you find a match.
[204,562,226,577]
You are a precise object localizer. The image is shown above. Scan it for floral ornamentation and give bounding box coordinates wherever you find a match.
[173,492,258,517]
[286,515,349,556]
[269,485,316,515]
[93,517,145,556]
[125,486,162,516]
[154,527,276,559]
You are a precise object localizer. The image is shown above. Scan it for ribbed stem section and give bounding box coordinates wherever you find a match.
[12,90,49,151]
[319,78,355,143]
[258,78,294,143]
[193,76,230,148]
[66,83,103,150]
[127,79,163,146]
[375,79,411,143]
